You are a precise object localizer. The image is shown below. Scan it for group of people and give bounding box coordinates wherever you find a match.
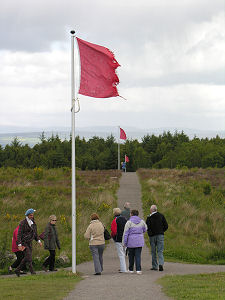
[9,202,168,277]
[9,209,60,277]
[84,202,168,275]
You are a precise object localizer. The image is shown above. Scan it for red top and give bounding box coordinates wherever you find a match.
[111,217,117,238]
[12,226,19,252]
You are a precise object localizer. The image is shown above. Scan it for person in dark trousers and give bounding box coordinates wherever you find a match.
[15,208,42,277]
[8,226,27,274]
[42,215,61,272]
[121,202,131,221]
[111,208,127,273]
[146,205,168,271]
[123,210,147,274]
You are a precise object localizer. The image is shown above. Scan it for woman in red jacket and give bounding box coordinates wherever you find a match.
[8,226,26,274]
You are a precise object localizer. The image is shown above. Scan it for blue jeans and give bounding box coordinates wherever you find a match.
[150,235,164,269]
[128,247,142,271]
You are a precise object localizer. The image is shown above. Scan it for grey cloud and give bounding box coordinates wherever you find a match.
[0,0,224,51]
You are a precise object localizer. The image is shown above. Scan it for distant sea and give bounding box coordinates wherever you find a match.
[0,126,225,147]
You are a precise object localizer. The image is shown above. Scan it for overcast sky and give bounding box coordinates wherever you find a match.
[0,0,225,132]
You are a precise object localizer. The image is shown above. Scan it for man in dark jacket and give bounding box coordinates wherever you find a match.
[15,208,42,276]
[111,208,127,272]
[146,205,168,271]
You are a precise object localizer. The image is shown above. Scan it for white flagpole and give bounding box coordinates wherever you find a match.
[118,126,120,170]
[71,30,76,274]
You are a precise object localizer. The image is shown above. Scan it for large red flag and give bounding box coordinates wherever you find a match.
[76,37,120,98]
[120,128,127,140]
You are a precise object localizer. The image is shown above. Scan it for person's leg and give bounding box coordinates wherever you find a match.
[15,244,34,276]
[90,245,102,274]
[128,248,135,271]
[150,236,158,269]
[49,250,56,271]
[134,247,142,271]
[115,242,127,272]
[11,251,24,269]
[97,245,105,272]
[26,244,35,274]
[157,235,164,269]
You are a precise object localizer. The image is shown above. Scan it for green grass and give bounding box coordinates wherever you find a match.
[158,272,225,300]
[0,167,121,273]
[0,270,82,300]
[138,168,225,264]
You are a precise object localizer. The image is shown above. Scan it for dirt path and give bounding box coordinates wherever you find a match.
[64,172,225,300]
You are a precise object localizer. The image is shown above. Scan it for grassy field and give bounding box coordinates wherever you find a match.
[0,167,121,274]
[158,272,225,300]
[138,168,225,264]
[0,270,82,300]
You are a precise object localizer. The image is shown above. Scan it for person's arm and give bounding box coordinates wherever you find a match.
[162,215,168,232]
[84,225,91,240]
[44,224,50,249]
[142,220,148,233]
[55,228,61,249]
[122,221,130,246]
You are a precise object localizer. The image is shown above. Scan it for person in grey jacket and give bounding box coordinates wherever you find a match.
[122,210,147,274]
[121,202,131,221]
[42,215,61,272]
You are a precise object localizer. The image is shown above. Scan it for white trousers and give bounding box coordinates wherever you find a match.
[115,242,127,272]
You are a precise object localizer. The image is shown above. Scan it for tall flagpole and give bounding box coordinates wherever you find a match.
[118,126,120,170]
[71,30,76,274]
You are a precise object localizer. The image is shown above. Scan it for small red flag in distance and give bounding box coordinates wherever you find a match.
[76,37,120,98]
[120,128,127,140]
[125,155,129,163]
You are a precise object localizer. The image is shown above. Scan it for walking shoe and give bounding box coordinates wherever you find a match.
[20,271,27,275]
[150,268,158,271]
[49,269,58,272]
[136,271,142,275]
[8,266,13,274]
[128,270,134,273]
[94,272,101,275]
[15,270,20,277]
[159,265,163,271]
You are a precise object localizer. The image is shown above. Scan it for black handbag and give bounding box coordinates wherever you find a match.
[104,228,111,240]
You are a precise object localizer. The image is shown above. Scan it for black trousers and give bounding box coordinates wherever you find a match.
[15,243,34,273]
[43,250,56,271]
[11,251,25,269]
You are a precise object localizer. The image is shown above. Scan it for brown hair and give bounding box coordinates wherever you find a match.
[131,209,139,216]
[90,213,99,220]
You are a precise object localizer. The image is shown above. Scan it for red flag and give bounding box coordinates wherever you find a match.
[77,37,120,98]
[125,155,129,163]
[120,128,127,140]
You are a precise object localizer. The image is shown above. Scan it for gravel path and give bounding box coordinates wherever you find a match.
[64,172,225,300]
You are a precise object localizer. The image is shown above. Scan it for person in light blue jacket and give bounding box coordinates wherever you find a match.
[122,210,147,274]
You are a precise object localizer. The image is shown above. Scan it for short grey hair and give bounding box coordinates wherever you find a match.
[124,202,130,209]
[49,215,57,221]
[113,208,121,216]
[150,205,157,213]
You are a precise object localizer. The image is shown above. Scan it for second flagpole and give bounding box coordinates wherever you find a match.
[118,126,120,170]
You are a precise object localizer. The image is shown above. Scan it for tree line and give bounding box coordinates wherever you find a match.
[0,131,225,170]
